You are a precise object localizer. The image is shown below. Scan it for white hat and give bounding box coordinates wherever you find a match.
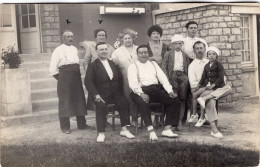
[171,34,184,43]
[206,46,220,57]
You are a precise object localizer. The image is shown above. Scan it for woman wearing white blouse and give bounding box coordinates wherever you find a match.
[111,28,138,121]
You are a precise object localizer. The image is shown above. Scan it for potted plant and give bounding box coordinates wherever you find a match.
[1,45,21,69]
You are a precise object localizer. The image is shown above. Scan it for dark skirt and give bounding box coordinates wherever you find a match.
[57,64,87,117]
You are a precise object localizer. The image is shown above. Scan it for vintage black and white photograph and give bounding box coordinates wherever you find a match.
[0,2,260,166]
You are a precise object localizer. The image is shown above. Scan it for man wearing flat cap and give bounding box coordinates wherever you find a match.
[161,34,191,131]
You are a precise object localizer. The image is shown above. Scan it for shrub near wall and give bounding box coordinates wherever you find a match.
[155,5,242,102]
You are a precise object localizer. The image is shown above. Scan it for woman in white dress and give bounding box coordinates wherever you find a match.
[111,28,138,122]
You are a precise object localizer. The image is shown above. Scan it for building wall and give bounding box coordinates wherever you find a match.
[0,4,18,52]
[81,3,153,47]
[257,15,260,88]
[58,4,84,51]
[40,4,61,53]
[154,5,243,102]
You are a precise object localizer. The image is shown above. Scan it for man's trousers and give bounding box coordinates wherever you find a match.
[130,84,181,127]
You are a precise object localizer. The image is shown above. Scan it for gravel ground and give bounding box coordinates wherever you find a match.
[1,100,260,151]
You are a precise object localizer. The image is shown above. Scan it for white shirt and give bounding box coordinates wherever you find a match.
[128,61,173,96]
[183,37,208,59]
[188,58,209,89]
[100,59,113,80]
[49,44,79,75]
[173,51,184,71]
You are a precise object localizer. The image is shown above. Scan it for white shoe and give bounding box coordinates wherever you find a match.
[188,114,199,123]
[120,130,135,139]
[161,129,178,138]
[195,118,207,127]
[149,131,158,141]
[211,131,223,138]
[197,97,206,109]
[97,133,105,143]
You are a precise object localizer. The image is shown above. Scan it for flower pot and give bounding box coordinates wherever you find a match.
[0,68,32,116]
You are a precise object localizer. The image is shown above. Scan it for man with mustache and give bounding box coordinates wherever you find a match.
[49,30,90,134]
[188,40,209,124]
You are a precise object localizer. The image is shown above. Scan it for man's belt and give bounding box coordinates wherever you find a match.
[59,63,79,69]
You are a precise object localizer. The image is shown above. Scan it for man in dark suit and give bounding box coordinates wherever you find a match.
[84,42,135,143]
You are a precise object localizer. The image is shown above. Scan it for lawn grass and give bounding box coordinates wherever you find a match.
[1,141,259,167]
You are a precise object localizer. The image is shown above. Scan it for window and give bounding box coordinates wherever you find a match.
[240,14,255,68]
[0,5,12,28]
[20,4,36,29]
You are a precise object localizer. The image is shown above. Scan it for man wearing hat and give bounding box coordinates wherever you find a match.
[183,21,208,60]
[161,34,191,131]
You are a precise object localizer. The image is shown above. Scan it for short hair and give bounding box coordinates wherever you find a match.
[96,42,107,50]
[136,44,149,54]
[147,25,163,37]
[94,28,107,38]
[62,30,73,37]
[118,28,138,44]
[186,21,198,29]
[193,40,206,50]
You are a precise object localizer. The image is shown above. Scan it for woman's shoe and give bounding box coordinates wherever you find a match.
[211,131,223,138]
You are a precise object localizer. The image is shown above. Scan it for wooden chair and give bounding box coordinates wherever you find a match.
[134,102,165,135]
[95,104,120,134]
[106,104,120,131]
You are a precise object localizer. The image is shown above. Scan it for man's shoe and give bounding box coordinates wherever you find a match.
[97,133,105,142]
[195,118,207,127]
[61,129,71,134]
[78,124,95,130]
[161,129,178,138]
[188,114,199,123]
[211,131,223,138]
[149,131,158,141]
[120,130,135,139]
[197,97,206,109]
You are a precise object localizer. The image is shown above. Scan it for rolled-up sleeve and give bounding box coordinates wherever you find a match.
[154,62,173,94]
[188,63,197,89]
[49,49,60,76]
[128,64,143,96]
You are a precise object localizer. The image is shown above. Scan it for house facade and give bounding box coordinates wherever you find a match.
[0,3,157,55]
[153,3,260,102]
[0,3,259,117]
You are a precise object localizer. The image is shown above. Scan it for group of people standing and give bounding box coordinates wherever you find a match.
[49,20,232,143]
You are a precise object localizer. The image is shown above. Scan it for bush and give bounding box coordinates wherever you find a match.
[1,45,21,69]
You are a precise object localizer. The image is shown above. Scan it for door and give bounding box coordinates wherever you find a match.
[18,4,41,54]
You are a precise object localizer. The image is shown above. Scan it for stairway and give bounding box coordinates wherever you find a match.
[1,52,92,128]
[20,53,88,113]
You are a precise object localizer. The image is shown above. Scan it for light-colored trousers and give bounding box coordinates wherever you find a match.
[203,85,232,122]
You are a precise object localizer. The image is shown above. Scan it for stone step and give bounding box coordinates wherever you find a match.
[31,88,57,101]
[31,76,86,90]
[31,87,88,101]
[20,52,85,65]
[30,69,50,80]
[32,94,88,112]
[20,53,52,62]
[1,109,95,128]
[29,66,86,80]
[21,61,50,70]
[31,78,57,90]
[32,98,59,112]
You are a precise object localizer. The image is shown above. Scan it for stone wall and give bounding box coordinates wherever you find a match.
[40,4,61,53]
[257,15,260,89]
[155,5,243,102]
